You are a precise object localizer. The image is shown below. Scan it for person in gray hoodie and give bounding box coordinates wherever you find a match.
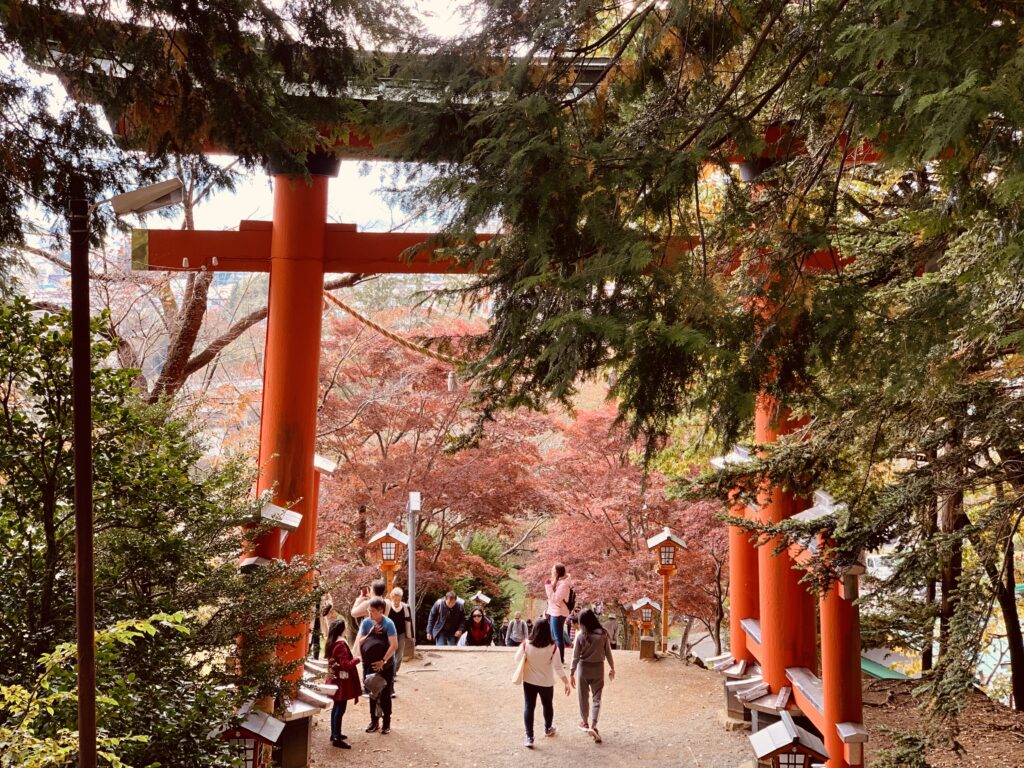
[569,608,615,743]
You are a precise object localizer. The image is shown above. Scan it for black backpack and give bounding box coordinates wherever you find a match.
[565,586,577,612]
[361,622,391,665]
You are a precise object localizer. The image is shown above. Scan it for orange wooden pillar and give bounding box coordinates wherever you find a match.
[728,499,760,664]
[712,446,761,665]
[254,158,336,675]
[820,578,864,767]
[755,394,817,691]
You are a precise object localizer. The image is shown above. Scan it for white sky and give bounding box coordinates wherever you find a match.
[189,162,421,233]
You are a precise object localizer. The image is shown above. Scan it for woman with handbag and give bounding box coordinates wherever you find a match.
[512,620,570,748]
[325,619,361,749]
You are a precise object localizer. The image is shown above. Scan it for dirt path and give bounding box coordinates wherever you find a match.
[308,647,751,767]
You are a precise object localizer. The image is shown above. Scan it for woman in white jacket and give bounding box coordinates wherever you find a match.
[514,620,570,748]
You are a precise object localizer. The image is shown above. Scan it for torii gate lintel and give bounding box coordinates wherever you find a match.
[132,221,474,275]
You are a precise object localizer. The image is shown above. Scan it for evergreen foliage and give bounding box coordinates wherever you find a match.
[381,0,1024,729]
[0,297,319,765]
[0,0,418,251]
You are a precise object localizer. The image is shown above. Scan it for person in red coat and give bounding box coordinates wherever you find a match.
[326,619,361,748]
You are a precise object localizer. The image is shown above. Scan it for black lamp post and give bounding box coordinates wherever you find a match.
[68,175,183,768]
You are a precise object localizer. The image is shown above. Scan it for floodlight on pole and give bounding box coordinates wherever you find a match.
[70,176,183,768]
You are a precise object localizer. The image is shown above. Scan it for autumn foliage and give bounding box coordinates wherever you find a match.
[314,310,558,612]
[310,309,728,649]
[520,404,729,649]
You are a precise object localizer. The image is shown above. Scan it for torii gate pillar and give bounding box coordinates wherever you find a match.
[253,157,337,671]
[755,394,817,691]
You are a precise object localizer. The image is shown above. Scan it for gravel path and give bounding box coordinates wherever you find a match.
[308,647,751,767]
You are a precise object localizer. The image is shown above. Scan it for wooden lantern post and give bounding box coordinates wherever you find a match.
[631,597,661,659]
[216,705,286,768]
[646,527,686,652]
[368,523,409,595]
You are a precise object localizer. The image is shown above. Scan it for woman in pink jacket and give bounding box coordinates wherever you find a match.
[544,563,573,663]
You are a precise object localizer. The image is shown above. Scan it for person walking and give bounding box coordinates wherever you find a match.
[325,619,361,749]
[506,612,529,647]
[425,591,466,646]
[544,563,573,663]
[387,587,414,697]
[498,618,509,645]
[569,608,615,744]
[514,620,570,748]
[566,611,579,646]
[463,607,495,646]
[355,597,399,735]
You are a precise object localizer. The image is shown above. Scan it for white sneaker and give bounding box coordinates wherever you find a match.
[590,727,602,744]
[524,736,534,748]
[545,726,557,737]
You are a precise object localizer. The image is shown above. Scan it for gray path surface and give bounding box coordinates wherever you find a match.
[308,647,751,767]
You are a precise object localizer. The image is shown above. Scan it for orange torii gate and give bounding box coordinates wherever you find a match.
[131,152,474,765]
[708,250,869,768]
[131,152,470,623]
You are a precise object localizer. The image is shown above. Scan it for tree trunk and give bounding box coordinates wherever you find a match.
[922,485,937,672]
[922,578,936,671]
[147,270,214,402]
[678,615,694,663]
[937,486,965,659]
[994,536,1024,710]
[714,563,725,655]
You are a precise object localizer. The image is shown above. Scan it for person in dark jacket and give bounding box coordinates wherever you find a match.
[463,607,495,646]
[326,619,361,748]
[426,591,466,645]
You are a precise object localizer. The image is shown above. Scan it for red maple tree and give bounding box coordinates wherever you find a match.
[520,404,729,652]
[314,310,558,612]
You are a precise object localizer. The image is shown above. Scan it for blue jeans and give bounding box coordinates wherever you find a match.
[330,699,347,742]
[549,615,567,663]
[434,632,457,646]
[523,682,554,738]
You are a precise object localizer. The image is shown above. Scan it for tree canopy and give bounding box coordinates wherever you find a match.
[378,0,1024,724]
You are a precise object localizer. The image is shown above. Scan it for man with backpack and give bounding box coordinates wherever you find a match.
[506,611,529,647]
[355,597,399,735]
[425,591,466,646]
